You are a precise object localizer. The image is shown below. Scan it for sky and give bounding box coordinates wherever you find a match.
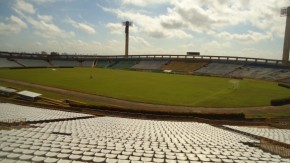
[0,0,289,60]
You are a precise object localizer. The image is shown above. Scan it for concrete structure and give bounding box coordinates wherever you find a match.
[0,109,289,162]
[0,103,92,123]
[0,51,289,66]
[123,21,132,58]
[0,86,16,97]
[282,6,290,65]
[17,90,42,101]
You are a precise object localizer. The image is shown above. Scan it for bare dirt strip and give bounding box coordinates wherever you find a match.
[0,78,289,116]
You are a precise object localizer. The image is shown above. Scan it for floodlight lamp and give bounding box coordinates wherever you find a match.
[122,21,133,26]
[281,7,287,17]
[281,7,290,17]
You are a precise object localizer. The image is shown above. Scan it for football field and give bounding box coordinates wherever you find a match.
[0,68,289,108]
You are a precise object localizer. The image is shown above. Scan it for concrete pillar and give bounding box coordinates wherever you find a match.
[282,7,290,65]
[125,25,129,58]
[124,21,131,58]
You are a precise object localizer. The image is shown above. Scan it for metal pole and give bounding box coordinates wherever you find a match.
[282,7,290,65]
[125,23,129,58]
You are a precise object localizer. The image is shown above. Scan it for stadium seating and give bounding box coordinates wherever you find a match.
[16,59,51,67]
[261,69,290,81]
[131,60,169,70]
[0,58,22,68]
[0,114,288,162]
[195,63,243,76]
[0,103,92,123]
[50,60,80,67]
[80,60,94,67]
[1,53,290,82]
[248,63,288,69]
[109,60,139,69]
[229,66,288,80]
[281,77,290,83]
[224,125,290,145]
[162,61,208,73]
[95,60,116,68]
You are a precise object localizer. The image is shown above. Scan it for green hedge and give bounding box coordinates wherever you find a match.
[68,103,245,120]
[278,83,290,89]
[271,97,290,106]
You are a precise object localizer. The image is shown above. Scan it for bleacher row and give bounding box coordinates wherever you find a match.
[224,125,290,145]
[1,57,290,82]
[0,103,289,162]
[0,103,93,123]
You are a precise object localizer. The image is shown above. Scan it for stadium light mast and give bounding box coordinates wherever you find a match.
[122,21,132,58]
[281,6,290,65]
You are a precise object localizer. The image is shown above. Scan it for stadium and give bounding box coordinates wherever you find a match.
[1,1,290,162]
[0,50,290,162]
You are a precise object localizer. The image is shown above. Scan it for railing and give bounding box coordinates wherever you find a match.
[223,126,290,158]
[0,51,289,66]
[260,138,290,158]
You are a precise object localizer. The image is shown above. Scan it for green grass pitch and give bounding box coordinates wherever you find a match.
[0,68,289,108]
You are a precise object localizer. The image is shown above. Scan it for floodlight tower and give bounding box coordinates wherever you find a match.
[281,7,290,65]
[122,21,132,58]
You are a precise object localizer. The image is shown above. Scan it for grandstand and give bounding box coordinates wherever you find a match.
[50,60,80,67]
[0,51,290,162]
[16,59,51,67]
[263,69,290,81]
[0,51,290,82]
[162,61,208,73]
[80,60,94,67]
[95,60,116,68]
[0,103,92,123]
[224,125,290,145]
[195,63,244,76]
[0,58,22,68]
[110,60,139,69]
[282,77,290,83]
[131,60,169,70]
[0,103,289,162]
[228,63,290,80]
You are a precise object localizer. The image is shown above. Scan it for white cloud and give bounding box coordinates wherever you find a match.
[31,0,56,3]
[218,31,273,42]
[2,0,288,59]
[101,6,192,39]
[170,0,288,38]
[178,1,284,39]
[200,41,231,55]
[37,15,53,22]
[108,39,120,46]
[239,47,280,59]
[14,39,101,55]
[121,0,168,7]
[24,15,74,38]
[111,0,288,41]
[65,18,96,34]
[12,0,75,39]
[10,0,76,40]
[35,42,42,46]
[0,15,27,35]
[203,41,230,50]
[131,36,151,46]
[106,23,123,34]
[31,0,75,4]
[77,23,96,34]
[14,0,36,14]
[160,10,186,29]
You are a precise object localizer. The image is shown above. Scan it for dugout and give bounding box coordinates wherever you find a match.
[0,86,17,97]
[17,90,42,101]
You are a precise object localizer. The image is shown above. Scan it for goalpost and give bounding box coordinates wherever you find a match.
[229,79,240,90]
